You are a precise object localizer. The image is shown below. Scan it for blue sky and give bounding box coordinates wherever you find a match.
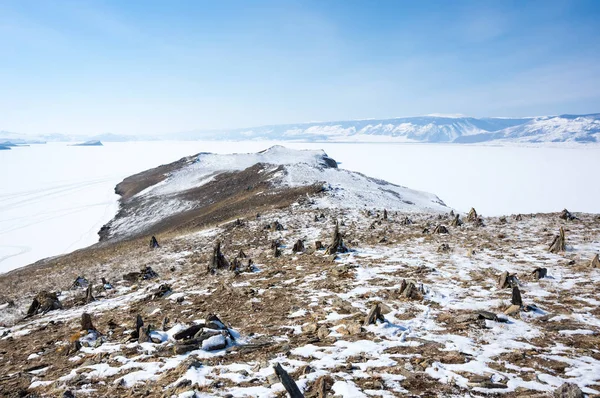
[1,0,599,135]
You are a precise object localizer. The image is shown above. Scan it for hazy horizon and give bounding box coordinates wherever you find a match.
[1,0,600,136]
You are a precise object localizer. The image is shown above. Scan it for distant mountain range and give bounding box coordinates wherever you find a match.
[2,113,600,145]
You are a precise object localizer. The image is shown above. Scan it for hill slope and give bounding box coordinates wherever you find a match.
[100,146,448,241]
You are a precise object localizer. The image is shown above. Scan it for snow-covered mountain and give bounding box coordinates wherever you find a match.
[172,113,600,144]
[2,113,599,145]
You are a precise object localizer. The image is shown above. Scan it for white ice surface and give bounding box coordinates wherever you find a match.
[2,141,600,273]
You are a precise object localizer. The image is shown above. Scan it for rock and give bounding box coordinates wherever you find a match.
[101,277,113,290]
[153,284,172,299]
[205,314,228,331]
[455,314,478,323]
[174,325,203,340]
[532,267,547,280]
[499,216,507,224]
[202,334,227,351]
[477,311,498,321]
[272,220,285,230]
[70,276,89,289]
[590,253,599,268]
[173,343,200,355]
[266,373,280,386]
[554,382,584,398]
[302,323,318,334]
[122,271,141,282]
[317,326,330,340]
[141,266,159,280]
[504,304,521,316]
[63,391,75,398]
[437,243,451,253]
[515,214,523,221]
[347,322,362,335]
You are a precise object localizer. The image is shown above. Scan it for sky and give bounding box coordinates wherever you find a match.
[1,0,600,136]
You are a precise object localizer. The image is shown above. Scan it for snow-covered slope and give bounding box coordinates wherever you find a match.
[105,146,447,239]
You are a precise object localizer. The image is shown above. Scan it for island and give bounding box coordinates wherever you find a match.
[71,140,103,147]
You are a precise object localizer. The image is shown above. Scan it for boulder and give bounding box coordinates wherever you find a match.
[554,382,584,398]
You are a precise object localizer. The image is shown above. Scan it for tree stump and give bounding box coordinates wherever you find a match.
[133,314,144,339]
[498,271,517,289]
[532,267,547,280]
[559,209,576,221]
[467,207,478,222]
[85,284,95,303]
[325,222,349,255]
[591,253,600,268]
[273,246,282,258]
[432,225,449,234]
[141,266,159,280]
[273,363,304,398]
[208,241,229,273]
[512,286,523,307]
[450,215,463,227]
[549,227,566,253]
[400,216,413,225]
[364,303,385,326]
[315,241,323,250]
[150,235,160,249]
[292,239,305,253]
[81,313,95,331]
[26,291,62,318]
[138,326,151,343]
[383,209,388,220]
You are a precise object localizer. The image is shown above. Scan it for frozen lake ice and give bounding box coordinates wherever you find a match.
[1,141,599,273]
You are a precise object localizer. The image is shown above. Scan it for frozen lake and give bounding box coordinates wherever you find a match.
[1,141,599,273]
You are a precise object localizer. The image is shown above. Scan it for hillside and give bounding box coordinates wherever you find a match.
[0,148,599,398]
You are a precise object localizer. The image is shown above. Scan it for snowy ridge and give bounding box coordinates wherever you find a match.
[172,114,600,144]
[107,146,447,239]
[3,113,599,144]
